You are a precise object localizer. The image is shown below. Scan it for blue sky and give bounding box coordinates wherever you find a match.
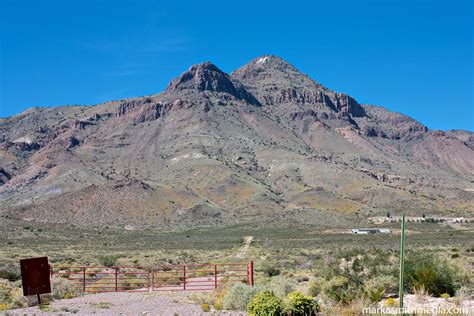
[1,0,472,131]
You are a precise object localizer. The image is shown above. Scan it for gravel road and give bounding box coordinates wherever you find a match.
[7,291,245,316]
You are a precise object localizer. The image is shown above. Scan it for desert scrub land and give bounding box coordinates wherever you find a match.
[0,217,473,313]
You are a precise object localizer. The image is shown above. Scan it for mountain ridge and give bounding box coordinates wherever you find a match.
[0,55,472,229]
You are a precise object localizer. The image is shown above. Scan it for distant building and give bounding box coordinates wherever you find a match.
[351,228,391,234]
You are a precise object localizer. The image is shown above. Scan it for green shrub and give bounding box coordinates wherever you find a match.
[98,255,120,267]
[364,275,397,303]
[307,279,321,297]
[0,265,21,282]
[322,275,359,304]
[0,279,28,309]
[261,264,281,277]
[247,290,284,316]
[266,276,296,298]
[52,277,82,300]
[285,291,320,315]
[223,283,262,311]
[405,253,464,297]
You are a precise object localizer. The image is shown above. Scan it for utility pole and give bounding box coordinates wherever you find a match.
[399,213,406,311]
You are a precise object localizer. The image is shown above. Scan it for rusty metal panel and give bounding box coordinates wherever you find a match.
[20,257,51,296]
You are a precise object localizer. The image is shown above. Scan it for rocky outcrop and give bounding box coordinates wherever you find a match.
[14,141,40,151]
[232,55,366,117]
[116,98,176,124]
[0,168,11,185]
[362,125,387,138]
[166,62,261,106]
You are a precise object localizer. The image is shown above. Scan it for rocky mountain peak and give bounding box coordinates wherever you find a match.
[165,61,260,105]
[232,56,366,117]
[232,55,312,85]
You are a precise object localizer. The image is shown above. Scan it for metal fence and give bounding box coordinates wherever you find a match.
[52,266,150,293]
[51,261,253,293]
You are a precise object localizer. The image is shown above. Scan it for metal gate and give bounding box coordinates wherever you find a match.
[152,262,253,291]
[52,266,150,293]
[51,261,253,293]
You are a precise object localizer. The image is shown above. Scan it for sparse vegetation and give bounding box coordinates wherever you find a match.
[0,217,472,312]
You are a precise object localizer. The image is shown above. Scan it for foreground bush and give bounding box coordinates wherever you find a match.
[285,291,320,315]
[405,253,464,297]
[0,279,28,309]
[223,283,263,311]
[247,290,284,316]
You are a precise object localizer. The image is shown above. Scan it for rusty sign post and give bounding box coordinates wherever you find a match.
[20,257,51,304]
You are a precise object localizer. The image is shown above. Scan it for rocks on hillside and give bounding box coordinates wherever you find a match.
[165,62,261,106]
[0,168,11,185]
[117,98,174,124]
[232,55,366,117]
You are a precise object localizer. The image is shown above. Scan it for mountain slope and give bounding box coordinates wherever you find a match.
[0,56,472,229]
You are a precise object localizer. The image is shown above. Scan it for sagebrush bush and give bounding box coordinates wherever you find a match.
[223,283,263,311]
[247,290,284,316]
[285,291,320,315]
[266,276,296,298]
[52,277,82,300]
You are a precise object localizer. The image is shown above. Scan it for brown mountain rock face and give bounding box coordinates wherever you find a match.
[166,62,261,106]
[0,55,472,229]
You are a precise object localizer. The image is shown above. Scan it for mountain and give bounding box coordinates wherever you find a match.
[0,55,472,229]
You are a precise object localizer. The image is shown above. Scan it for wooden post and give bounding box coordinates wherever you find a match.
[37,293,42,305]
[214,265,218,289]
[248,261,254,287]
[399,214,406,310]
[183,266,186,290]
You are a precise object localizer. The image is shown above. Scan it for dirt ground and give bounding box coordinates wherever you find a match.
[7,291,245,316]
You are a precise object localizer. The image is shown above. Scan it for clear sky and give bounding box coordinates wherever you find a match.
[1,0,472,131]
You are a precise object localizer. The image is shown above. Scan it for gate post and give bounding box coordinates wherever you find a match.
[214,265,218,289]
[82,268,86,292]
[183,266,186,290]
[115,267,119,292]
[248,261,254,287]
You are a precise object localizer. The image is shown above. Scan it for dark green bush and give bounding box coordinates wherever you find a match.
[285,291,320,315]
[0,265,21,282]
[247,290,284,316]
[98,255,120,267]
[404,253,464,297]
[261,264,281,277]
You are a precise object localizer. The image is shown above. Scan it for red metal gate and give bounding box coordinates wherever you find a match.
[52,266,150,293]
[152,262,253,291]
[51,261,253,293]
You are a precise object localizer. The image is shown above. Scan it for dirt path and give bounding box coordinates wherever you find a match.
[8,291,245,315]
[234,236,253,259]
